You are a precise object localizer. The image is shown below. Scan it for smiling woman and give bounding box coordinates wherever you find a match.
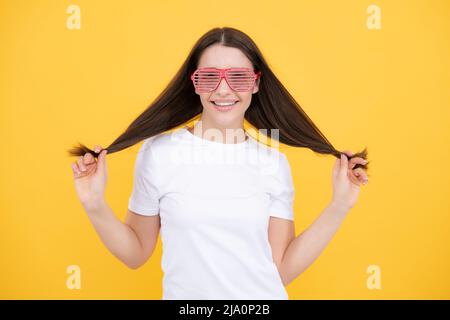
[67,26,370,300]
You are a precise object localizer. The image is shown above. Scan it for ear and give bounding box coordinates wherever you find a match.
[252,78,260,94]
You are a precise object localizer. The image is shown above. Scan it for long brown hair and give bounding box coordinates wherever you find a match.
[67,27,369,172]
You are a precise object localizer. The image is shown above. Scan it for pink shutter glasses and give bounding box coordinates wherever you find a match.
[191,67,261,93]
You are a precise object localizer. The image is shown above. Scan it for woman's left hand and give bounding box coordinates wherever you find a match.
[331,150,368,210]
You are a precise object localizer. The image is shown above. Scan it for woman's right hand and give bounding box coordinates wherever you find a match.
[71,145,108,208]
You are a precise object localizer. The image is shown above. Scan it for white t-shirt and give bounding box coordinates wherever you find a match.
[128,126,295,300]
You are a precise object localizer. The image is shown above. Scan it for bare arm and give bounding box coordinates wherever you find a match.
[277,151,369,285]
[83,201,160,269]
[278,201,349,286]
[72,145,161,270]
[268,216,295,281]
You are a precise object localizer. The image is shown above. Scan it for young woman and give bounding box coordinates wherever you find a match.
[68,27,370,300]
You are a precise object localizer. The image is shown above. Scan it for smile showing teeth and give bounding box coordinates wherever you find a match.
[211,101,238,106]
[211,100,238,112]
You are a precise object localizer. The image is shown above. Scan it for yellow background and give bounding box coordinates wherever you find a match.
[1,0,449,299]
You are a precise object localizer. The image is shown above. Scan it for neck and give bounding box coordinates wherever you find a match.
[189,119,248,144]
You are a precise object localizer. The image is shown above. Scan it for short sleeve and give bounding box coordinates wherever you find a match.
[268,153,295,221]
[128,138,160,216]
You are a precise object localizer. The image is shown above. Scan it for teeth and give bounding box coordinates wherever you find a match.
[212,101,238,106]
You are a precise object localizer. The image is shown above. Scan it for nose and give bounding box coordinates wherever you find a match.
[215,77,233,93]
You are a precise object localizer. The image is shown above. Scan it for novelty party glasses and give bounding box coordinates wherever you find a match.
[191,67,261,93]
